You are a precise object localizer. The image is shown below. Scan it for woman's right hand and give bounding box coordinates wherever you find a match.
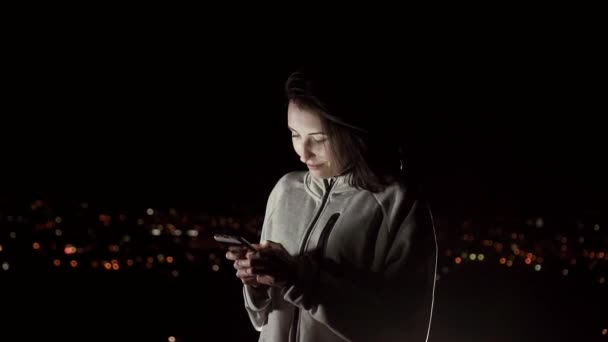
[226,245,268,289]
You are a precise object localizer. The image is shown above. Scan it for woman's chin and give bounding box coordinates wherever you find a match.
[309,168,332,179]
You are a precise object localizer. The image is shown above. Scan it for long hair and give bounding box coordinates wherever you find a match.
[285,68,405,193]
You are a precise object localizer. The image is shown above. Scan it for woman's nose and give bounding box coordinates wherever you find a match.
[300,146,314,163]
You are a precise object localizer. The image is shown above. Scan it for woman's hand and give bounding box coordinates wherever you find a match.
[226,240,301,289]
[225,245,268,289]
[254,240,300,288]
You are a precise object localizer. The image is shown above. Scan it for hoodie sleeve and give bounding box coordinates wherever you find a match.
[242,175,284,331]
[282,193,438,341]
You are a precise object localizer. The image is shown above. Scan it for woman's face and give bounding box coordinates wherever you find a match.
[287,102,341,178]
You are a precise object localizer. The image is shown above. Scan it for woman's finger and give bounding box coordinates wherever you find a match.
[259,240,285,251]
[235,264,269,276]
[240,275,259,286]
[228,246,248,253]
[237,268,263,278]
[256,274,277,287]
[226,249,249,261]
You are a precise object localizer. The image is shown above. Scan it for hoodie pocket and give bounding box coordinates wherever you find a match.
[317,213,340,258]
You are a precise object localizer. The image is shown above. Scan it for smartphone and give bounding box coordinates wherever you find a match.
[213,234,257,251]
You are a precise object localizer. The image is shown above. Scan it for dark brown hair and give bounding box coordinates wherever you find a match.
[285,68,404,193]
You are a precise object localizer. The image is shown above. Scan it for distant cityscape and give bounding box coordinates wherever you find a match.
[1,198,605,288]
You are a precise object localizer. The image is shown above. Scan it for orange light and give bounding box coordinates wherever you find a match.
[99,214,111,223]
[506,260,513,267]
[126,259,134,266]
[33,242,40,250]
[597,252,605,259]
[147,256,154,264]
[499,258,506,265]
[602,328,607,335]
[455,257,462,264]
[53,259,61,266]
[525,258,532,265]
[589,252,596,259]
[112,263,119,271]
[167,256,174,264]
[70,260,78,268]
[0,244,3,252]
[64,245,77,255]
[104,262,112,270]
[526,253,533,259]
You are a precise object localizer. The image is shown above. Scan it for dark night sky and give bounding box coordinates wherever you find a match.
[1,30,605,217]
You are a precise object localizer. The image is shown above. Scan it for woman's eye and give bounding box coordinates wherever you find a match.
[291,134,300,138]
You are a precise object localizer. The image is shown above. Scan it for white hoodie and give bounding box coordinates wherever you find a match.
[243,170,437,342]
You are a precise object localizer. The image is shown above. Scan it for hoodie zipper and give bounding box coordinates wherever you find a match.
[290,177,335,342]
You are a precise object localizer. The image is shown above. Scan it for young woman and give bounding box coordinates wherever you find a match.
[226,67,438,342]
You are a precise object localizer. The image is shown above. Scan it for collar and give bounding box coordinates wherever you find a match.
[304,170,356,200]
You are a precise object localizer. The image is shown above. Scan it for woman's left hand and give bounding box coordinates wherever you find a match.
[253,240,300,288]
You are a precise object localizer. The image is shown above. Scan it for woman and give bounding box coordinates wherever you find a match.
[226,67,438,342]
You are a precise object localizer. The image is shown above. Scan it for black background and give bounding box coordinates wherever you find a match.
[1,16,606,341]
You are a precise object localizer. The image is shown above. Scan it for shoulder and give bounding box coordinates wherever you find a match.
[266,171,307,201]
[372,178,429,228]
[262,171,306,219]
[372,177,418,209]
[272,170,306,191]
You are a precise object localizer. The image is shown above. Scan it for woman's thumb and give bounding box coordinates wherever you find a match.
[260,240,279,249]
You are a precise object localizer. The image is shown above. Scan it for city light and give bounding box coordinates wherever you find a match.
[0,195,604,341]
[64,245,77,255]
